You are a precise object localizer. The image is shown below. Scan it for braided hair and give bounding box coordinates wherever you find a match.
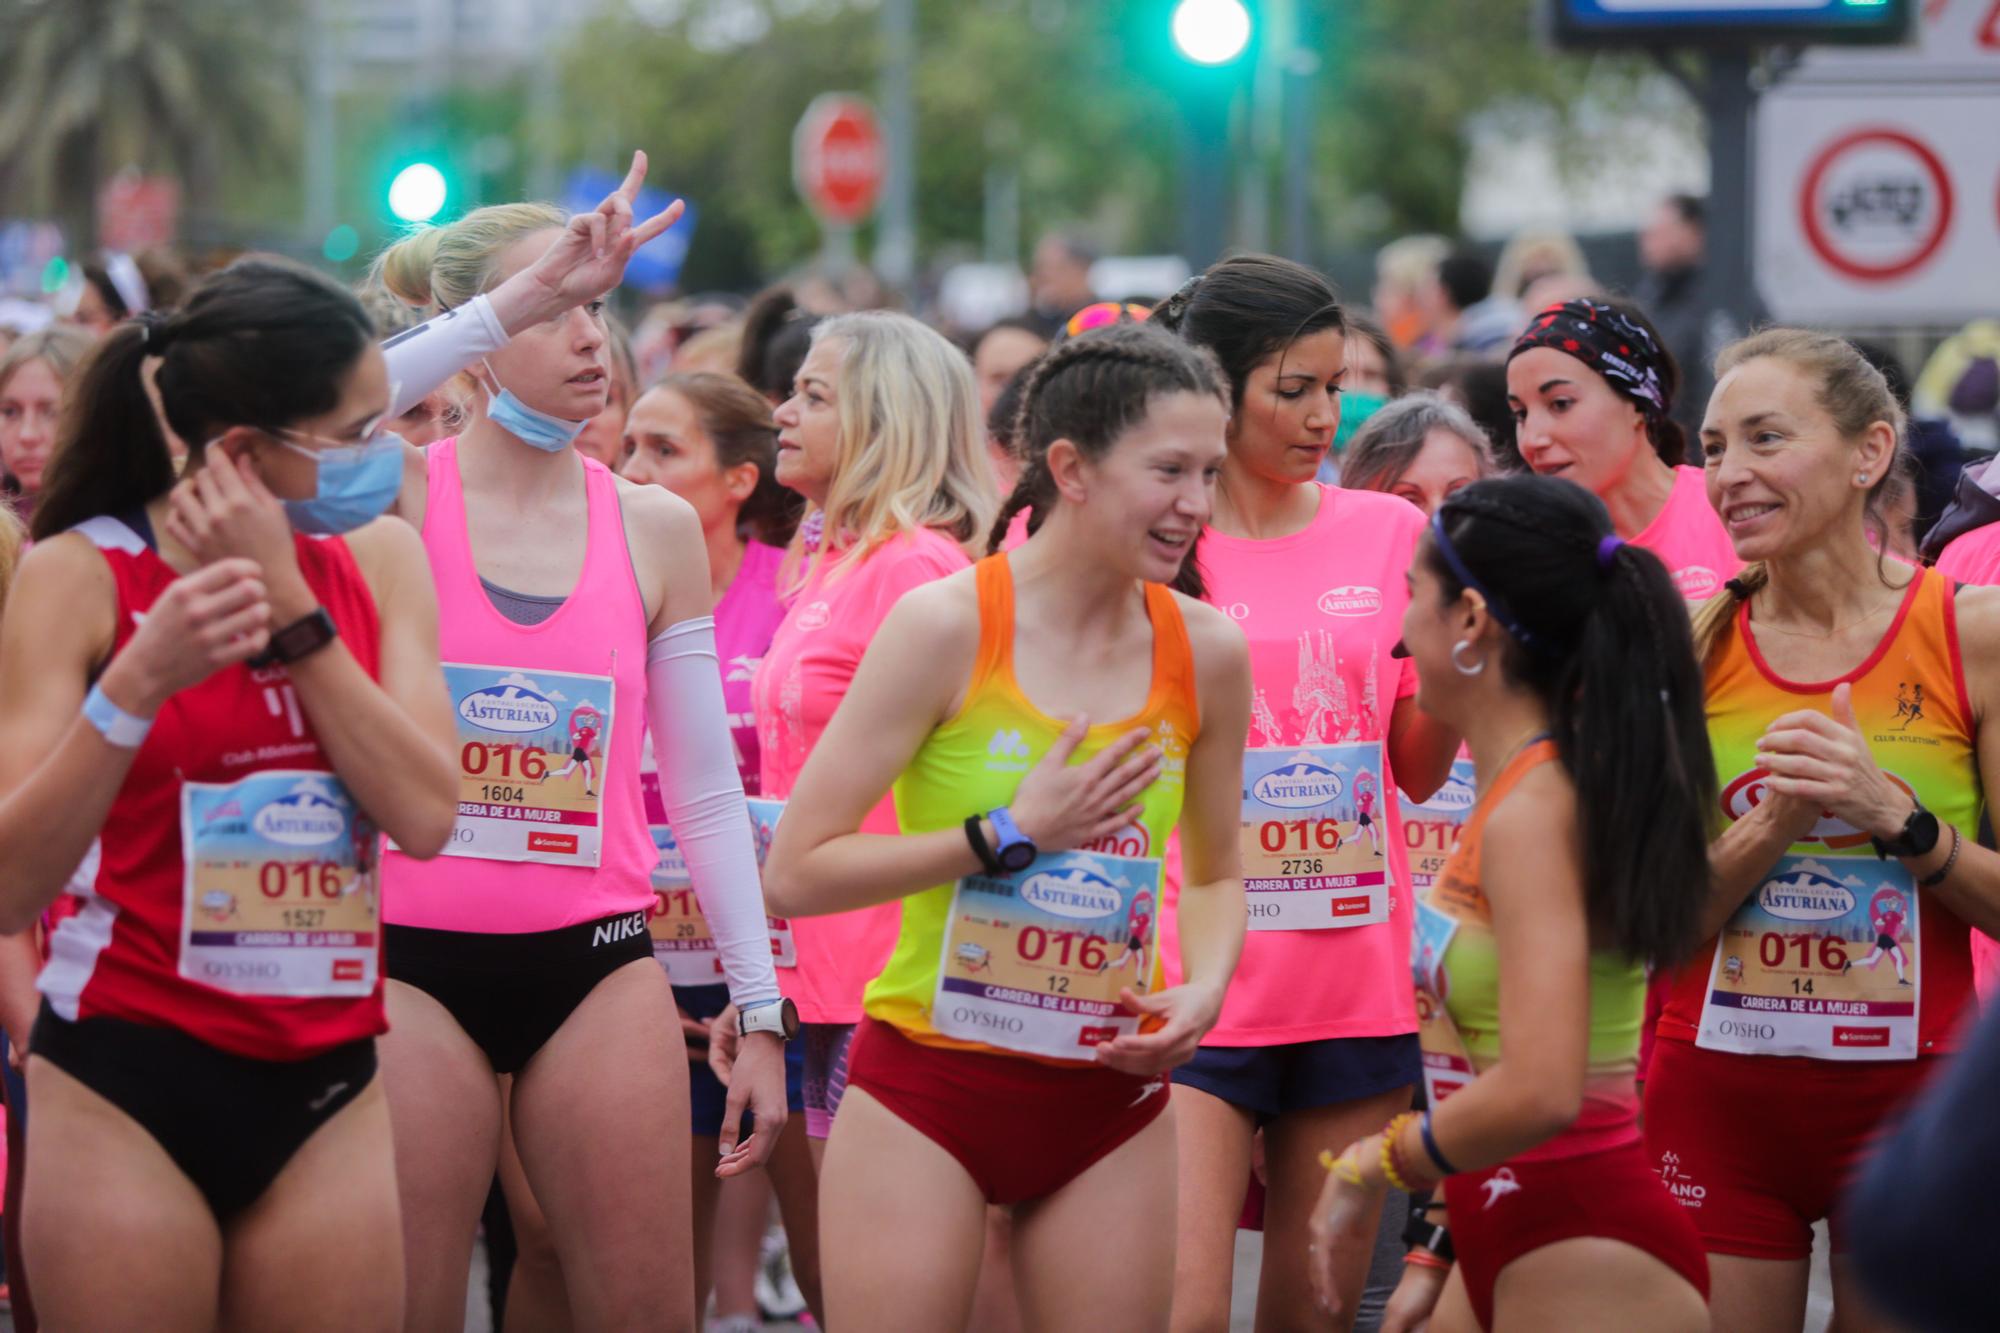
[1428,474,1715,966]
[989,323,1227,599]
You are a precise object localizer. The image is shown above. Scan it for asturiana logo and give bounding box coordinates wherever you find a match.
[253,783,347,846]
[460,672,563,734]
[1317,585,1383,618]
[1252,753,1345,809]
[1019,864,1124,920]
[1758,859,1862,922]
[1673,566,1721,601]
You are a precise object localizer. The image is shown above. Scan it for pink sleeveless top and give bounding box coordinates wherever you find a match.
[382,437,655,931]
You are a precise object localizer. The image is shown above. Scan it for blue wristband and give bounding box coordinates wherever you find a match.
[82,682,154,749]
[1419,1111,1459,1178]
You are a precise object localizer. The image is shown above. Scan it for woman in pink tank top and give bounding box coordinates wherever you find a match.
[1155,255,1463,1329]
[621,370,828,1324]
[1507,298,1740,603]
[708,311,996,1158]
[369,189,789,1330]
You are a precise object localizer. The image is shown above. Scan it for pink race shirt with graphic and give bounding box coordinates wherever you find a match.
[1162,485,1422,1044]
[1927,527,2000,996]
[752,528,971,1023]
[1635,466,1740,603]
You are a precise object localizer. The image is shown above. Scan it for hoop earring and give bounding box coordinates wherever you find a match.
[1451,640,1485,677]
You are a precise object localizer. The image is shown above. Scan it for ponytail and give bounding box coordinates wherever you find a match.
[1432,476,1714,965]
[34,257,374,542]
[1690,562,1766,669]
[1561,539,1715,965]
[32,323,176,540]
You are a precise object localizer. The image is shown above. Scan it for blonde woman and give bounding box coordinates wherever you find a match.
[370,170,790,1330]
[709,311,998,1161]
[0,326,94,520]
[1647,329,2000,1332]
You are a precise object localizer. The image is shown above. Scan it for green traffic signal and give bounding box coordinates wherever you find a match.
[1172,0,1251,65]
[388,163,448,223]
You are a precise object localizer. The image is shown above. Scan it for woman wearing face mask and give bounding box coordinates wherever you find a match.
[621,371,822,1328]
[1156,255,1460,1333]
[1646,330,2000,1333]
[1341,393,1493,522]
[0,327,94,520]
[372,194,790,1331]
[1506,299,1739,604]
[0,258,459,1328]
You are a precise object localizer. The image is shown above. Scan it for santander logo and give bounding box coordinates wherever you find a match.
[1318,585,1383,618]
[1719,768,1917,850]
[1673,566,1721,601]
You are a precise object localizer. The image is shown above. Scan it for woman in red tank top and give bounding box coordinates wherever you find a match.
[0,261,458,1329]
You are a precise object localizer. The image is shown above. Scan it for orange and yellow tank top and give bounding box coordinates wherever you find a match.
[1415,739,1647,1160]
[1660,567,1983,1060]
[866,555,1201,1064]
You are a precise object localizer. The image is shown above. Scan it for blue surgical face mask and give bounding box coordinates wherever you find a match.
[270,428,405,535]
[483,364,586,453]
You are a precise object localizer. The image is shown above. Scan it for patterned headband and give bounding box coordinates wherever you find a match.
[1508,298,1670,418]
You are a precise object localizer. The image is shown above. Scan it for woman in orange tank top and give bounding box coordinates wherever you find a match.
[1644,329,2000,1333]
[1307,475,1714,1333]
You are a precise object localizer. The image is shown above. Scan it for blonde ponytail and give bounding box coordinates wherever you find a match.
[370,202,567,312]
[1690,562,1765,668]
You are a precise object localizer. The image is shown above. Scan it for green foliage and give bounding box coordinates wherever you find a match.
[0,0,301,251]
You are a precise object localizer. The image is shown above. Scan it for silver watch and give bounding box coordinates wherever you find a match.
[738,997,799,1041]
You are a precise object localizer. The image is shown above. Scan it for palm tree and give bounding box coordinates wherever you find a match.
[0,0,300,254]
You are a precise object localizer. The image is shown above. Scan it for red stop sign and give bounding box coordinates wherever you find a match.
[793,95,885,227]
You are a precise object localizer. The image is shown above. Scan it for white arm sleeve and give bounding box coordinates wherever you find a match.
[379,294,508,419]
[645,617,782,1009]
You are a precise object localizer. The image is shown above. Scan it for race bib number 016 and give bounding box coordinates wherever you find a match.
[179,771,377,998]
[1402,758,1475,895]
[934,850,1161,1061]
[1240,743,1392,931]
[1696,853,1919,1061]
[647,793,795,985]
[439,663,613,867]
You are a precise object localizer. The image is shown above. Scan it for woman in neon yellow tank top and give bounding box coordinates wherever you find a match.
[1308,475,1715,1332]
[763,323,1251,1330]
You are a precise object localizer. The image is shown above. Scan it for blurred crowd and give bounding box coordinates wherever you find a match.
[4,197,1999,567]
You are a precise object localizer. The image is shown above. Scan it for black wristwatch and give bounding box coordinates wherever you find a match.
[252,607,340,668]
[1401,1201,1455,1264]
[1872,801,1941,861]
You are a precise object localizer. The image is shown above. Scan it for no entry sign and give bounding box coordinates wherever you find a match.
[1757,92,2000,323]
[793,95,885,228]
[1799,128,1955,282]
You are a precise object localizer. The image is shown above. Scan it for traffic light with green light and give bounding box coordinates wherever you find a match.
[1172,0,1251,65]
[388,163,449,223]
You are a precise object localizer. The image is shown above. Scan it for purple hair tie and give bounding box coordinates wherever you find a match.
[1596,535,1625,572]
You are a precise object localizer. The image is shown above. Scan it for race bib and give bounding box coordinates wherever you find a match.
[1696,854,1919,1061]
[933,849,1162,1061]
[1413,898,1474,1104]
[439,663,613,867]
[646,794,794,986]
[179,771,377,998]
[1240,743,1393,931]
[1402,758,1476,895]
